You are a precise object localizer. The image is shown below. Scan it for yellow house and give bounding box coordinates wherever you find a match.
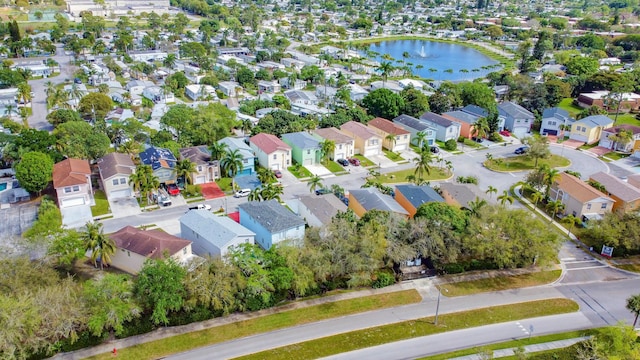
[569,115,613,145]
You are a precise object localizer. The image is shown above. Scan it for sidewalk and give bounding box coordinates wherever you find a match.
[449,337,590,360]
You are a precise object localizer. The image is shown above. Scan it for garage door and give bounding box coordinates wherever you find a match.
[109,189,131,199]
[270,164,280,170]
[335,153,344,160]
[395,144,407,151]
[304,158,312,165]
[364,148,379,157]
[543,129,557,136]
[195,176,206,184]
[61,197,85,207]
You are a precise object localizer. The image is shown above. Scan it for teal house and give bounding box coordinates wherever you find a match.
[281,132,321,166]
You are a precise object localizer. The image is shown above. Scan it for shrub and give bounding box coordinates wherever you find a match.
[444,139,457,151]
[372,271,396,288]
[184,184,202,197]
[443,263,465,274]
[488,132,503,142]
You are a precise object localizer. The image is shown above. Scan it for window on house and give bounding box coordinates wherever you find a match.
[112,179,119,186]
[198,166,203,172]
[339,144,342,149]
[549,121,555,126]
[273,154,277,159]
[73,185,79,191]
[119,178,126,184]
[307,149,311,154]
[64,187,72,193]
[601,203,607,209]
[587,203,592,210]
[243,159,248,164]
[404,135,408,139]
[183,248,187,254]
[127,251,130,257]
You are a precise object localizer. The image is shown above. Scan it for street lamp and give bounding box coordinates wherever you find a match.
[434,285,449,326]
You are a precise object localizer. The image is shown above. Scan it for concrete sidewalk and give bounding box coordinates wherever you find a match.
[449,336,590,360]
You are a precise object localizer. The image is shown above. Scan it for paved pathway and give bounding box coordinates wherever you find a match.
[444,337,591,360]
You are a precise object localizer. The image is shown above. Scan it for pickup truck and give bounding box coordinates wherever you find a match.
[188,204,212,211]
[157,189,172,206]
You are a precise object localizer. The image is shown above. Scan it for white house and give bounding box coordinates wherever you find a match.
[249,133,292,170]
[180,210,255,259]
[218,81,240,97]
[142,86,174,104]
[185,84,217,101]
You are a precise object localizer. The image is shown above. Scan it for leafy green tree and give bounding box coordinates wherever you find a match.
[253,110,315,137]
[209,142,229,161]
[566,56,599,76]
[15,151,53,194]
[23,198,62,240]
[626,294,640,327]
[414,202,468,232]
[82,222,116,270]
[458,82,497,115]
[320,139,336,164]
[400,87,430,117]
[84,274,141,337]
[54,121,111,160]
[412,147,432,183]
[236,67,256,87]
[176,159,197,185]
[46,108,82,127]
[361,88,405,119]
[221,148,244,178]
[46,229,85,268]
[182,257,242,315]
[498,190,514,207]
[134,257,187,325]
[78,92,113,121]
[525,136,551,168]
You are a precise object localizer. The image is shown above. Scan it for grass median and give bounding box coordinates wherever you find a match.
[86,289,421,360]
[235,298,579,360]
[440,270,562,297]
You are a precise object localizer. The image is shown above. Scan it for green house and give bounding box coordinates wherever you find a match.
[281,131,321,166]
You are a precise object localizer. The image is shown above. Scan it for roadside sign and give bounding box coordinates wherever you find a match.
[601,245,614,258]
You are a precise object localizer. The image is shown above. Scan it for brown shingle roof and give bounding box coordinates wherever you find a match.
[312,127,353,143]
[368,117,410,135]
[556,173,612,203]
[52,158,91,188]
[340,121,379,140]
[179,146,214,166]
[589,171,640,202]
[250,133,291,154]
[604,124,640,135]
[109,226,191,260]
[98,153,135,180]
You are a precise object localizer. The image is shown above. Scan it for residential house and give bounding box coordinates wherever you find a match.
[0,88,18,117]
[394,184,444,218]
[142,86,174,104]
[569,115,614,144]
[282,131,322,166]
[498,101,534,138]
[540,107,573,137]
[257,80,281,94]
[218,137,255,175]
[139,146,177,184]
[345,83,369,102]
[577,91,640,112]
[312,127,355,160]
[393,114,437,147]
[249,133,292,171]
[284,90,318,105]
[290,102,333,117]
[348,188,409,218]
[370,80,403,93]
[97,153,136,200]
[598,125,640,152]
[11,61,53,77]
[439,183,488,209]
[279,77,306,90]
[286,194,348,228]
[129,50,168,62]
[125,80,155,96]
[218,81,240,97]
[184,84,217,101]
[53,158,94,209]
[367,117,411,152]
[179,146,220,184]
[419,112,461,142]
[238,199,305,250]
[589,172,640,214]
[109,226,193,275]
[549,172,614,221]
[628,174,640,188]
[180,210,255,258]
[442,105,488,139]
[340,121,382,157]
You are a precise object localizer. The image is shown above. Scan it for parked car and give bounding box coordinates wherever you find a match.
[166,183,180,196]
[274,170,282,178]
[348,158,360,166]
[234,188,251,198]
[337,158,349,166]
[499,130,511,137]
[315,188,330,195]
[74,78,82,84]
[471,137,483,143]
[188,204,211,211]
[514,146,530,155]
[430,146,440,154]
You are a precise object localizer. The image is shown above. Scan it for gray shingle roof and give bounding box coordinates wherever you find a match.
[542,107,570,119]
[461,104,489,117]
[349,188,409,215]
[420,112,456,128]
[589,172,640,202]
[395,184,444,209]
[393,114,434,132]
[239,199,305,233]
[282,131,321,150]
[180,210,255,249]
[439,183,487,208]
[575,115,614,127]
[443,110,479,125]
[297,194,348,225]
[498,101,534,119]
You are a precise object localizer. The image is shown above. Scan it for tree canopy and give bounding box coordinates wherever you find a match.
[53,121,111,160]
[14,152,54,194]
[361,88,405,119]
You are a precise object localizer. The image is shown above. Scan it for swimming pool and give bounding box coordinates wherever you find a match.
[0,182,7,191]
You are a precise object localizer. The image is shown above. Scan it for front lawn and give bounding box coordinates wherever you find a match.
[484,154,570,171]
[288,165,313,178]
[376,167,451,183]
[324,161,347,174]
[383,150,404,161]
[461,138,484,148]
[602,151,630,161]
[353,154,375,167]
[216,177,233,192]
[90,190,110,217]
[441,270,562,297]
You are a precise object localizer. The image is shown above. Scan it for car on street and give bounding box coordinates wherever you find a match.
[234,188,251,198]
[166,184,180,196]
[274,170,282,178]
[189,204,211,211]
[348,158,360,166]
[430,146,440,154]
[514,146,530,155]
[74,78,82,84]
[337,159,349,166]
[315,188,330,195]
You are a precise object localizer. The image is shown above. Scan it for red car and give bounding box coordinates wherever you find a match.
[348,158,360,166]
[166,184,180,196]
[499,130,511,137]
[274,170,282,178]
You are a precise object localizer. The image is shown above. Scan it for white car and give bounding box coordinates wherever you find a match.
[189,204,212,211]
[234,189,251,198]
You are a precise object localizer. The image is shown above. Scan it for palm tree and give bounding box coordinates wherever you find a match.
[467,197,487,217]
[543,168,561,198]
[320,139,336,165]
[531,191,544,207]
[82,222,116,270]
[385,133,397,151]
[563,214,580,237]
[261,183,283,201]
[44,80,55,97]
[241,119,253,137]
[209,142,229,161]
[497,190,514,207]
[176,159,197,185]
[626,294,640,327]
[546,200,565,219]
[220,149,244,178]
[413,147,432,183]
[163,53,177,68]
[17,82,32,106]
[308,175,323,193]
[415,131,427,148]
[257,167,276,184]
[376,61,394,87]
[485,185,497,199]
[472,117,490,140]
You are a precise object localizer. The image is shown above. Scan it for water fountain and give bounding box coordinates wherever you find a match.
[417,45,427,57]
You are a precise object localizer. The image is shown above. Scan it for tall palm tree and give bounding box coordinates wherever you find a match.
[82,222,116,270]
[543,167,561,198]
[467,197,487,217]
[531,191,544,207]
[546,200,565,219]
[209,142,229,161]
[497,190,514,207]
[163,53,177,68]
[415,131,427,148]
[472,117,490,140]
[308,175,323,193]
[413,147,432,183]
[261,183,283,202]
[220,148,244,178]
[257,167,276,184]
[485,186,497,199]
[320,139,336,164]
[376,61,394,87]
[626,294,640,327]
[17,82,32,106]
[385,133,397,151]
[176,159,197,185]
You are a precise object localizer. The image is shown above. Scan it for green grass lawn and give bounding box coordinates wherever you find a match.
[236,299,579,360]
[353,154,375,167]
[383,150,404,161]
[485,155,570,172]
[90,190,110,217]
[461,138,484,148]
[288,165,313,178]
[216,178,233,192]
[324,161,346,174]
[441,270,562,297]
[376,167,451,184]
[602,151,630,161]
[557,98,582,118]
[86,290,422,360]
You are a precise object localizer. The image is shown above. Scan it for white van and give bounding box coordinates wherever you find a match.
[234,189,251,198]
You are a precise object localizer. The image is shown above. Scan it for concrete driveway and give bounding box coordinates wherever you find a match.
[108,197,141,218]
[305,163,333,178]
[61,205,93,229]
[367,154,397,169]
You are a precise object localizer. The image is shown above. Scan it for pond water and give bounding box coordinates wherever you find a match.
[365,39,501,82]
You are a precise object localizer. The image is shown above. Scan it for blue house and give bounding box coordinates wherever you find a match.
[419,112,461,142]
[498,101,534,138]
[238,199,306,250]
[392,114,437,146]
[218,137,256,176]
[139,146,177,184]
[281,131,322,166]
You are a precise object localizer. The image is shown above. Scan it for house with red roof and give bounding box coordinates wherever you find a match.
[249,133,292,171]
[52,158,94,228]
[367,117,411,152]
[340,121,382,157]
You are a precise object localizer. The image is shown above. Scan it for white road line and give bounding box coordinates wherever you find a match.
[565,265,608,271]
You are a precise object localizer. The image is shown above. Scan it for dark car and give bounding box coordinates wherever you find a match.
[348,158,360,166]
[471,137,483,143]
[337,158,349,166]
[166,184,180,196]
[74,78,82,84]
[315,188,330,196]
[274,170,282,178]
[430,146,440,154]
[514,146,530,155]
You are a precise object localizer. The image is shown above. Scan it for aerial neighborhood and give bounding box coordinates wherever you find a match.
[2,0,640,358]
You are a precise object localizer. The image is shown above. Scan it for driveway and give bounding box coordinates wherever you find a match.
[586,146,611,157]
[367,154,397,169]
[305,163,333,178]
[107,197,141,219]
[559,139,585,149]
[200,183,225,200]
[61,205,93,229]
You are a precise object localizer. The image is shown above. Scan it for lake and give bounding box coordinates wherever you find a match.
[365,39,501,82]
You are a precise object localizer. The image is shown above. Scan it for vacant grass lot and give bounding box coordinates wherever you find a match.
[90,190,110,217]
[237,299,579,360]
[86,290,422,360]
[485,155,570,171]
[441,270,562,297]
[376,167,451,183]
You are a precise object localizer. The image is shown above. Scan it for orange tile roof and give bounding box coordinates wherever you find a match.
[368,117,410,135]
[555,173,612,203]
[250,133,291,154]
[52,158,91,188]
